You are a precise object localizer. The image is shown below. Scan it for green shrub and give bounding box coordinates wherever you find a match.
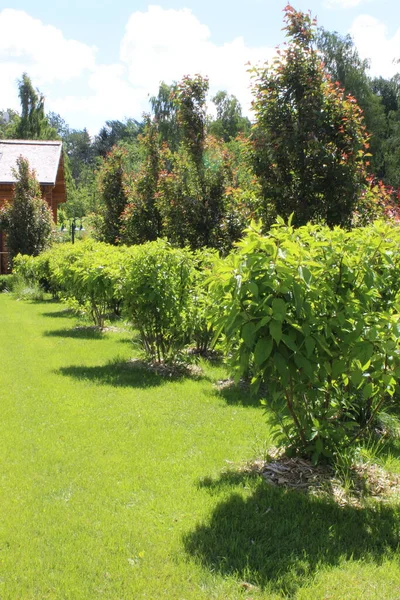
[46,241,126,326]
[209,219,400,462]
[11,275,45,301]
[12,254,37,285]
[189,248,219,354]
[122,240,195,362]
[0,274,15,292]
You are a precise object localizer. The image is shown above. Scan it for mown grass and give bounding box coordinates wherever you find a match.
[1,293,400,599]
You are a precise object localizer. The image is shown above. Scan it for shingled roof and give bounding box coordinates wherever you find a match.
[0,140,62,185]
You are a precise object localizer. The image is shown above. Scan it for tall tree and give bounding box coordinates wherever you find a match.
[209,91,251,142]
[0,109,20,139]
[0,157,53,262]
[14,73,57,140]
[251,5,370,227]
[150,82,180,151]
[316,29,386,176]
[156,75,230,248]
[121,117,163,245]
[95,146,130,244]
[93,119,142,158]
[173,75,209,169]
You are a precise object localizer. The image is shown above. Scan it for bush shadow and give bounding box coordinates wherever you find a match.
[57,360,167,389]
[41,308,76,319]
[209,380,265,408]
[44,327,104,340]
[185,472,400,596]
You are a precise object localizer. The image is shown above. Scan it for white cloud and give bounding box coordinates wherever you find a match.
[0,9,96,84]
[119,5,273,116]
[324,0,370,8]
[351,15,400,78]
[0,5,274,132]
[50,65,145,133]
[0,8,98,128]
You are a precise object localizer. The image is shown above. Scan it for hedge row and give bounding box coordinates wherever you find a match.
[14,239,217,362]
[14,220,400,461]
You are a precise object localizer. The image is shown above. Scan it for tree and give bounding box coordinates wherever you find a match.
[173,75,209,169]
[155,75,231,249]
[0,157,53,262]
[0,109,20,138]
[93,119,142,158]
[14,73,57,140]
[150,82,180,151]
[95,146,130,244]
[121,117,162,245]
[63,128,95,183]
[251,5,370,227]
[46,111,70,139]
[371,76,400,117]
[209,91,251,142]
[370,76,400,186]
[316,29,386,177]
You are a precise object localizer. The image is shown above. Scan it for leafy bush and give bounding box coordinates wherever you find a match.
[46,241,126,326]
[189,248,219,354]
[13,254,39,286]
[0,157,53,262]
[11,277,45,301]
[14,241,127,326]
[122,239,195,362]
[209,219,400,462]
[0,274,15,292]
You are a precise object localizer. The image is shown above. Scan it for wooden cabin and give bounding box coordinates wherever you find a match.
[0,140,67,274]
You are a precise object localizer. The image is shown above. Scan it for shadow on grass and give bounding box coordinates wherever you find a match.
[118,337,136,345]
[185,473,400,596]
[209,382,265,408]
[41,308,76,319]
[44,327,104,340]
[57,360,167,389]
[198,470,260,492]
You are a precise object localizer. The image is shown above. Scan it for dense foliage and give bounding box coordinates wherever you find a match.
[95,146,130,244]
[14,239,214,361]
[13,73,57,140]
[250,6,370,227]
[0,157,53,263]
[209,219,400,461]
[122,240,195,361]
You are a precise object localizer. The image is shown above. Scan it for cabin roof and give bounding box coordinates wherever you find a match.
[0,139,62,185]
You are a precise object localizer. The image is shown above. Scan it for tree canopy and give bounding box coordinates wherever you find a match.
[0,156,53,261]
[251,5,370,227]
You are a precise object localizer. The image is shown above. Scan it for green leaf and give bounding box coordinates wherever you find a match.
[272,298,287,322]
[254,337,273,366]
[293,353,313,378]
[305,336,315,358]
[315,335,333,357]
[282,334,297,352]
[362,382,374,400]
[255,316,271,331]
[248,281,259,298]
[274,352,289,383]
[270,320,282,345]
[242,322,256,348]
[332,359,346,379]
[239,350,250,374]
[350,368,363,387]
[293,282,303,315]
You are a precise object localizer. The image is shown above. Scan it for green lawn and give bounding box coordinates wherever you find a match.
[1,294,400,599]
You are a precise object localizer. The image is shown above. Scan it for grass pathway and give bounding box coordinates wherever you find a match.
[0,294,400,599]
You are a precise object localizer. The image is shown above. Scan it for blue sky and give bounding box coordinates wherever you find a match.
[1,0,399,133]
